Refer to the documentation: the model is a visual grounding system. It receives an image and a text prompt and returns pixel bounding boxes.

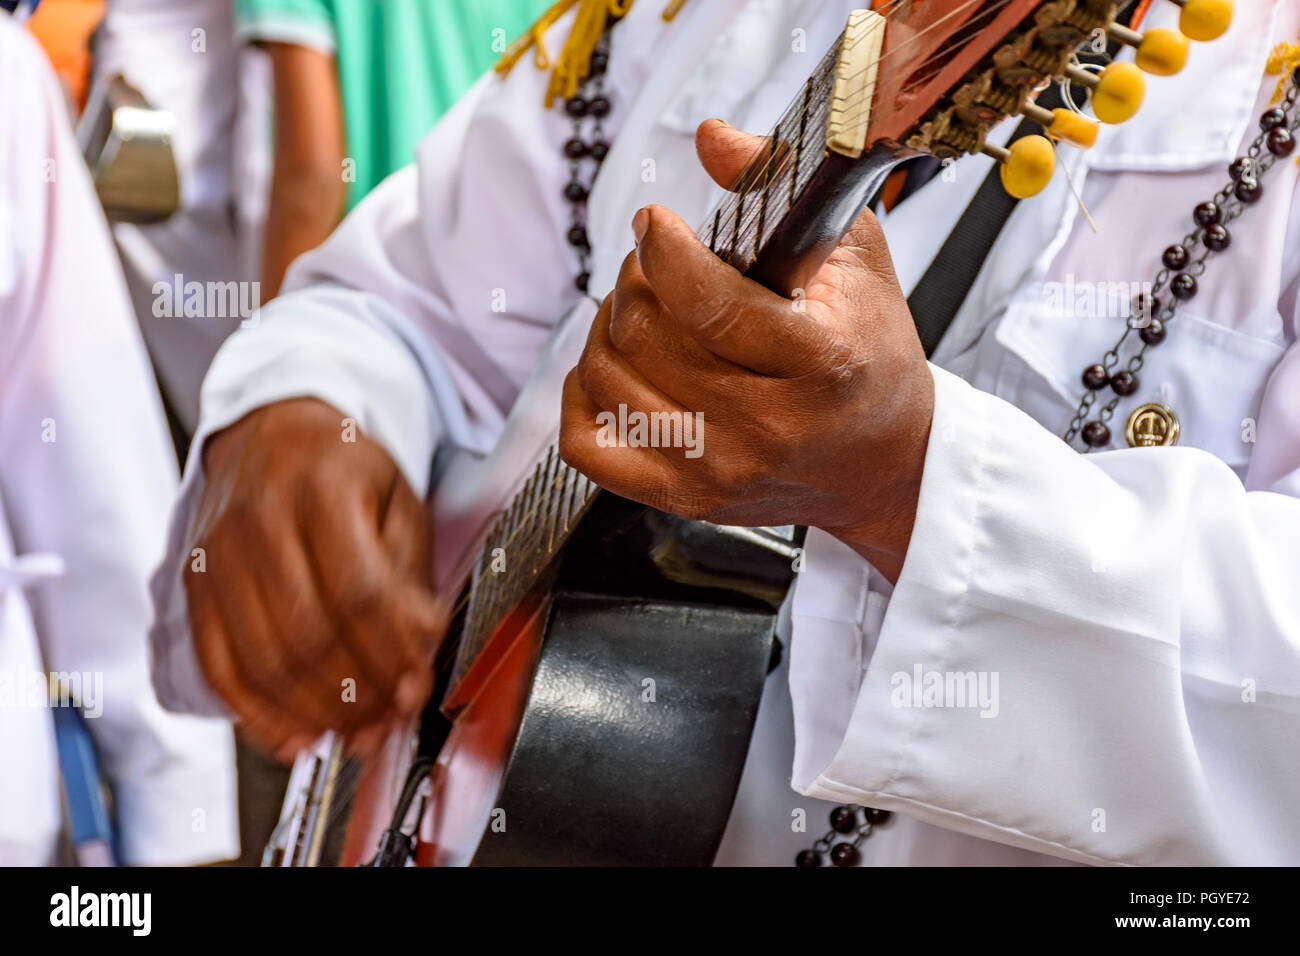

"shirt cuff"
[790,363,989,797]
[235,11,337,54]
[788,364,1137,863]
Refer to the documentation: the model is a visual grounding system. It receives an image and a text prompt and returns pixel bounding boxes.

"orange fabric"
[27,0,104,112]
[880,168,909,213]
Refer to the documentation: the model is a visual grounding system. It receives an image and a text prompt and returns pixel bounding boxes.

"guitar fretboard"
[698,35,842,270]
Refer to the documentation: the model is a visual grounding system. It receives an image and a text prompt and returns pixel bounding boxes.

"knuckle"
[609,295,658,356]
[286,619,335,669]
[575,347,621,402]
[694,295,741,342]
[193,636,238,699]
[558,424,596,476]
[336,577,385,622]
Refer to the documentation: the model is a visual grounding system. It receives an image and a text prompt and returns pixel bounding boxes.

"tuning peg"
[983,135,1056,199]
[1169,0,1234,42]
[1067,61,1146,124]
[1107,23,1191,75]
[1021,101,1099,149]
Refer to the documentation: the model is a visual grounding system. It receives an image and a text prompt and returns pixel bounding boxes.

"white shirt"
[0,17,238,865]
[152,0,1300,865]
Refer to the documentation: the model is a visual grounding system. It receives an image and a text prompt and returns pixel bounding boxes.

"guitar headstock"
[830,0,1235,198]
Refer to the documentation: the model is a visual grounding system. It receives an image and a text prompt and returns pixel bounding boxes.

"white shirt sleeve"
[790,337,1300,864]
[0,19,237,865]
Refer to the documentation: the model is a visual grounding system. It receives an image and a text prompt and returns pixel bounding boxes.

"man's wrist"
[823,362,934,583]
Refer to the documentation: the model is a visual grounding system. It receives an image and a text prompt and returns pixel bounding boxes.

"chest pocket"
[991,287,1285,471]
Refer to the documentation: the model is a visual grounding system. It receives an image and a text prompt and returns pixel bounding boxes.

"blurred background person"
[236,0,550,296]
[92,0,272,441]
[0,10,237,866]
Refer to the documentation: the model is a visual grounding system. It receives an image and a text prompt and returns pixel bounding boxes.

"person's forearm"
[259,41,348,298]
[260,166,347,297]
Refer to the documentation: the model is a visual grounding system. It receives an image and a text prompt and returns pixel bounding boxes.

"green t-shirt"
[237,0,549,207]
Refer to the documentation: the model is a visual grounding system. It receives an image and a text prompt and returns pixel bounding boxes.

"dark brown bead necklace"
[1066,69,1300,450]
[561,28,613,294]
[795,804,894,868]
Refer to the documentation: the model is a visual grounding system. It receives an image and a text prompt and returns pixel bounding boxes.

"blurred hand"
[559,120,934,582]
[185,398,443,761]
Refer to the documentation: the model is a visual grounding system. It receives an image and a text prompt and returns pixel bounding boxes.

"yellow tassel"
[1266,35,1300,103]
[496,0,686,106]
[661,0,688,20]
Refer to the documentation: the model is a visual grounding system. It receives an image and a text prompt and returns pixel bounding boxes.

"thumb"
[695,118,788,193]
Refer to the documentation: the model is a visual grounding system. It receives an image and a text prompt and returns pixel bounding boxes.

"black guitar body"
[470,591,777,866]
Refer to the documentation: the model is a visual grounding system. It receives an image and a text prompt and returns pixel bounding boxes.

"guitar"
[263,0,1233,867]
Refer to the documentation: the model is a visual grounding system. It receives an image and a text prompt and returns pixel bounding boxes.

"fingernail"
[632,207,649,246]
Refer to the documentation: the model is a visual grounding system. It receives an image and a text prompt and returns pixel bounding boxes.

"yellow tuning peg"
[1021,101,1100,149]
[1173,0,1234,42]
[1108,24,1191,75]
[1068,61,1146,124]
[984,135,1056,199]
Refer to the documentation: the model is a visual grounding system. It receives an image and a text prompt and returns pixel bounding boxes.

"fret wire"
[696,40,837,250]
[753,134,779,261]
[543,448,560,552]
[791,75,813,212]
[561,460,579,531]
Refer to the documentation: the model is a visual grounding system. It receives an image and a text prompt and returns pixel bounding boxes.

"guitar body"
[430,594,777,866]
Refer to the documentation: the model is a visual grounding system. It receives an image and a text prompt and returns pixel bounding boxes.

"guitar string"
[724,0,1004,208]
[834,0,1019,123]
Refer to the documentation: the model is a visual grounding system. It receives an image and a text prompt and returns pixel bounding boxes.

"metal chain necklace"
[1065,68,1300,451]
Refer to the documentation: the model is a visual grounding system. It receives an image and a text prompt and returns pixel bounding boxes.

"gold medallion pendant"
[1125,403,1180,448]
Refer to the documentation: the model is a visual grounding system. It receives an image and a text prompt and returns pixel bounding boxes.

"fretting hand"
[559,119,935,581]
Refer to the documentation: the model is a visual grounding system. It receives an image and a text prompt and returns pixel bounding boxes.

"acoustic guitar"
[262,0,1233,867]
